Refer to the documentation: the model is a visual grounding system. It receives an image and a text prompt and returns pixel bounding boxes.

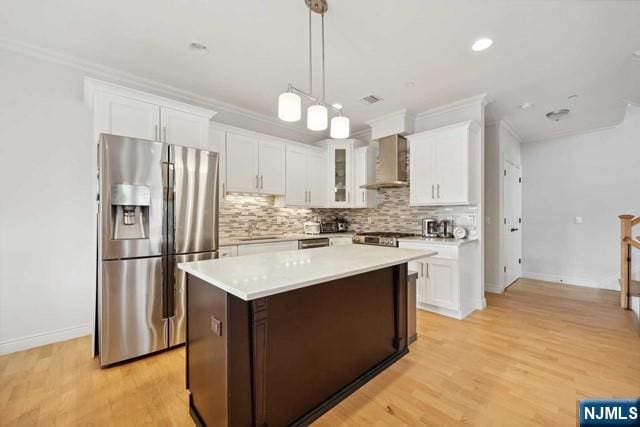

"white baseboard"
[0,324,90,356]
[521,272,620,291]
[484,282,504,294]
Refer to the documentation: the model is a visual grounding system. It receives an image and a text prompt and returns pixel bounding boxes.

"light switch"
[574,216,583,224]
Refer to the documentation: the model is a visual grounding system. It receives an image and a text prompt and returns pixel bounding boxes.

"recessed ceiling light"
[405,81,416,88]
[567,94,579,100]
[471,38,493,52]
[519,102,534,110]
[546,109,570,122]
[332,103,343,110]
[189,41,209,55]
[632,49,640,59]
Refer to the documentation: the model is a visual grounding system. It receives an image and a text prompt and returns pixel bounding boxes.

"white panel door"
[435,127,469,204]
[96,93,159,141]
[425,259,458,310]
[307,150,326,207]
[285,145,308,206]
[226,133,259,193]
[409,136,436,205]
[160,107,209,148]
[258,139,286,195]
[503,160,522,287]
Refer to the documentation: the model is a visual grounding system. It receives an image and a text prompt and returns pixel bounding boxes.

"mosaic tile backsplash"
[219,189,477,238]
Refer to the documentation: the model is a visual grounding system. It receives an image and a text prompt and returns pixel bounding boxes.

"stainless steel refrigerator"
[96,134,218,367]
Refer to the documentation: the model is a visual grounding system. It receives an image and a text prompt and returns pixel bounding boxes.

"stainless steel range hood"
[361,134,408,189]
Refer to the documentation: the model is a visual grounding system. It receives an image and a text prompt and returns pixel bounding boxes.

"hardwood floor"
[1,278,638,426]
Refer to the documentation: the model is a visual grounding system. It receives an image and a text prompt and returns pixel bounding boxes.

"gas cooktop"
[352,231,419,247]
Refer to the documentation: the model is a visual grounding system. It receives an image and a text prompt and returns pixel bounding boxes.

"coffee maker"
[421,218,438,237]
[437,219,454,238]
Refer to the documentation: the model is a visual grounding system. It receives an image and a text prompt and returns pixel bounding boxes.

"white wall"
[521,104,640,290]
[0,50,94,354]
[484,121,522,293]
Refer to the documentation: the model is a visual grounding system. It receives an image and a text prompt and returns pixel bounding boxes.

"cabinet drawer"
[398,242,459,259]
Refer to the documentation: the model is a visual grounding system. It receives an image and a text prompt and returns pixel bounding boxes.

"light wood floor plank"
[0,278,638,426]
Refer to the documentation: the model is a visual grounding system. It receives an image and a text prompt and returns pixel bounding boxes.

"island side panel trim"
[251,298,269,427]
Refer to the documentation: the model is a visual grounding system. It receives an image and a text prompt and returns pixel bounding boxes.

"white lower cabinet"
[400,241,481,319]
[329,237,353,246]
[219,246,238,258]
[236,240,298,256]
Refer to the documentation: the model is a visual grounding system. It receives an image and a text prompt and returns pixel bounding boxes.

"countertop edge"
[220,232,354,247]
[178,250,436,301]
[397,237,479,246]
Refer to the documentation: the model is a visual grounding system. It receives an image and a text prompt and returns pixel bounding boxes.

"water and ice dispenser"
[111,184,151,240]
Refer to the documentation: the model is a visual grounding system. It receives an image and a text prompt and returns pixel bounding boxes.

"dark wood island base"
[186,264,409,427]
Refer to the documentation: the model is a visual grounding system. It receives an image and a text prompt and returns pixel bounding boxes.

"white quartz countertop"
[397,236,478,246]
[220,232,354,247]
[178,245,435,301]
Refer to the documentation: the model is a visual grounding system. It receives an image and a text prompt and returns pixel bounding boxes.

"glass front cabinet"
[326,141,354,207]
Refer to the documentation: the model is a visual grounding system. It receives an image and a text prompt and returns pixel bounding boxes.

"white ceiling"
[2,0,639,142]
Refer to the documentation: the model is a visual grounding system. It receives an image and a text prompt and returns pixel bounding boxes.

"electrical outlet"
[486,216,491,225]
[367,216,373,224]
[574,216,582,224]
[276,216,282,225]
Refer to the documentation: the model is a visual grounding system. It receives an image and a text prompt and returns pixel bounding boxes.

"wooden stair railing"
[619,215,640,309]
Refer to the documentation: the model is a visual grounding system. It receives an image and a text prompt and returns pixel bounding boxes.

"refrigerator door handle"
[166,255,176,318]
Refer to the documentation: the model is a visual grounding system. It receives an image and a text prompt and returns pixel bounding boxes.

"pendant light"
[277,0,350,138]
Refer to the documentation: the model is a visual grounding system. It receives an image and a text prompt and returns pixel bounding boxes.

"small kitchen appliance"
[336,216,349,232]
[437,220,454,238]
[421,218,438,238]
[352,231,418,247]
[320,222,338,233]
[303,221,321,235]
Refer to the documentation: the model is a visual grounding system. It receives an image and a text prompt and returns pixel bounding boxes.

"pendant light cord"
[308,5,313,96]
[321,12,326,102]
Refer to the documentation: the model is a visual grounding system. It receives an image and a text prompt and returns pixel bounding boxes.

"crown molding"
[351,126,371,140]
[525,123,621,144]
[498,118,523,143]
[0,38,324,141]
[415,93,492,122]
[364,108,415,127]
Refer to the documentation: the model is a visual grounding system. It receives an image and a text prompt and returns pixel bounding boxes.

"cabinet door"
[409,135,437,206]
[160,107,209,148]
[408,259,429,304]
[226,132,259,193]
[328,144,353,207]
[210,129,226,200]
[425,258,459,310]
[307,150,326,207]
[258,139,286,195]
[353,147,367,208]
[96,93,160,141]
[285,145,309,206]
[434,127,469,204]
[329,237,353,246]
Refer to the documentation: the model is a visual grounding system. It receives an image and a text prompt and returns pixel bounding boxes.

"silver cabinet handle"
[154,125,159,141]
[222,183,225,196]
[432,184,435,199]
[304,190,308,203]
[362,191,365,203]
[420,262,424,278]
[260,175,264,189]
[425,263,429,278]
[437,184,440,199]
[162,126,167,142]
[256,175,259,189]
[308,190,311,203]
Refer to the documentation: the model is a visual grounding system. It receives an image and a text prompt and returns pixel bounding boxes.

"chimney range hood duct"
[361,134,408,189]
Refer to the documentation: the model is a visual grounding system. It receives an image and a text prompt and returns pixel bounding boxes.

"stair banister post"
[619,214,635,309]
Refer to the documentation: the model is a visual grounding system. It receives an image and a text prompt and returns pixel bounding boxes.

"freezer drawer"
[101,257,167,366]
[168,251,218,347]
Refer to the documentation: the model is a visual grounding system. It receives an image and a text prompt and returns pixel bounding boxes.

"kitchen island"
[178,245,434,427]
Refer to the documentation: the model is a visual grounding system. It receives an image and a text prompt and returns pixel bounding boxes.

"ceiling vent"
[546,109,570,122]
[360,94,384,105]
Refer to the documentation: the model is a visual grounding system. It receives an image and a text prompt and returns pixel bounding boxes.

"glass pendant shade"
[278,92,302,122]
[307,104,328,131]
[330,116,350,139]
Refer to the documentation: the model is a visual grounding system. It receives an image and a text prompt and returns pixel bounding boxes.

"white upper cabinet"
[86,78,215,147]
[257,139,286,195]
[226,132,259,193]
[326,141,354,208]
[160,106,209,148]
[353,146,378,208]
[408,121,478,206]
[280,145,326,207]
[209,129,226,199]
[95,93,160,141]
[225,132,286,195]
[307,150,326,207]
